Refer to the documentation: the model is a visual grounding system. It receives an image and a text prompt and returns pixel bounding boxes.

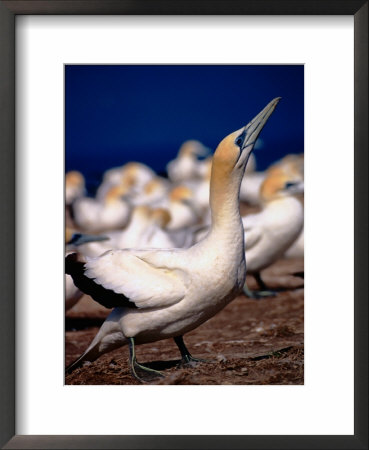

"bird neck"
[209,161,244,233]
[129,216,149,234]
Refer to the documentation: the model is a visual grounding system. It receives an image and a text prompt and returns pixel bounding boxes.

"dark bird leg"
[128,337,164,382]
[243,272,276,299]
[174,335,209,367]
[292,271,304,279]
[254,272,269,290]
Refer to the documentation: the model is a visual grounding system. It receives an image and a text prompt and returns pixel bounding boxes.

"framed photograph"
[0,1,367,449]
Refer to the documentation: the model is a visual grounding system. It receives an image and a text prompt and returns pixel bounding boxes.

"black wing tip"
[65,252,80,274]
[66,252,78,262]
[65,252,135,309]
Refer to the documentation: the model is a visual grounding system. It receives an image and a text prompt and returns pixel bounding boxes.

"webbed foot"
[243,283,277,299]
[177,354,212,368]
[174,335,212,368]
[129,337,164,383]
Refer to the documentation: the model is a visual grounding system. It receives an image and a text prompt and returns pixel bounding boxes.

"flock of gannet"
[65,97,304,382]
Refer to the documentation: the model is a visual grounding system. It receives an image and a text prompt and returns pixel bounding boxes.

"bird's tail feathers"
[66,316,129,375]
[65,343,100,374]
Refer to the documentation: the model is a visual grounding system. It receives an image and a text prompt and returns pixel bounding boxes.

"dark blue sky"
[65,65,304,192]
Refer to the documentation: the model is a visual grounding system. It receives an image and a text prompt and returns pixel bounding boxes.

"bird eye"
[235,137,243,148]
[235,129,246,149]
[285,181,296,189]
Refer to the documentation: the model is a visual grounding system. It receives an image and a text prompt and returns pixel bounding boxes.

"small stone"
[216,354,227,363]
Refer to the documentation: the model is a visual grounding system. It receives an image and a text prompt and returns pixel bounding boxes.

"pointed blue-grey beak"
[67,233,110,246]
[237,97,281,151]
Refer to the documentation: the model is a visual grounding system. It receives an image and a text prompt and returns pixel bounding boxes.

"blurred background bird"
[241,162,304,298]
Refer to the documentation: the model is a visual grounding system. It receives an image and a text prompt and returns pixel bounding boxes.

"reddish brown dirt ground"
[65,257,304,385]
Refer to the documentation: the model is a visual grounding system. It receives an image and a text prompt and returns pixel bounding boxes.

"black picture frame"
[0,1,367,449]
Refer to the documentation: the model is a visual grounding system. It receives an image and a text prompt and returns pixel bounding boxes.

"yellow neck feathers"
[169,186,193,202]
[150,208,172,228]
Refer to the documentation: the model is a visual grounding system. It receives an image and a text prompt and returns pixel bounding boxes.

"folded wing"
[84,249,188,309]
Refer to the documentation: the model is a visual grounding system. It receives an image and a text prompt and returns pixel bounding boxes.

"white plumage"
[72,185,131,233]
[167,140,210,182]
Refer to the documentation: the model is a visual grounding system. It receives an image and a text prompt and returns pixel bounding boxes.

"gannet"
[72,184,132,233]
[183,157,213,218]
[129,177,170,207]
[65,170,86,205]
[76,206,152,258]
[196,155,213,179]
[167,140,209,182]
[239,153,303,206]
[271,153,304,178]
[96,162,156,201]
[77,206,175,258]
[139,208,176,249]
[65,97,280,381]
[163,185,201,231]
[242,165,304,298]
